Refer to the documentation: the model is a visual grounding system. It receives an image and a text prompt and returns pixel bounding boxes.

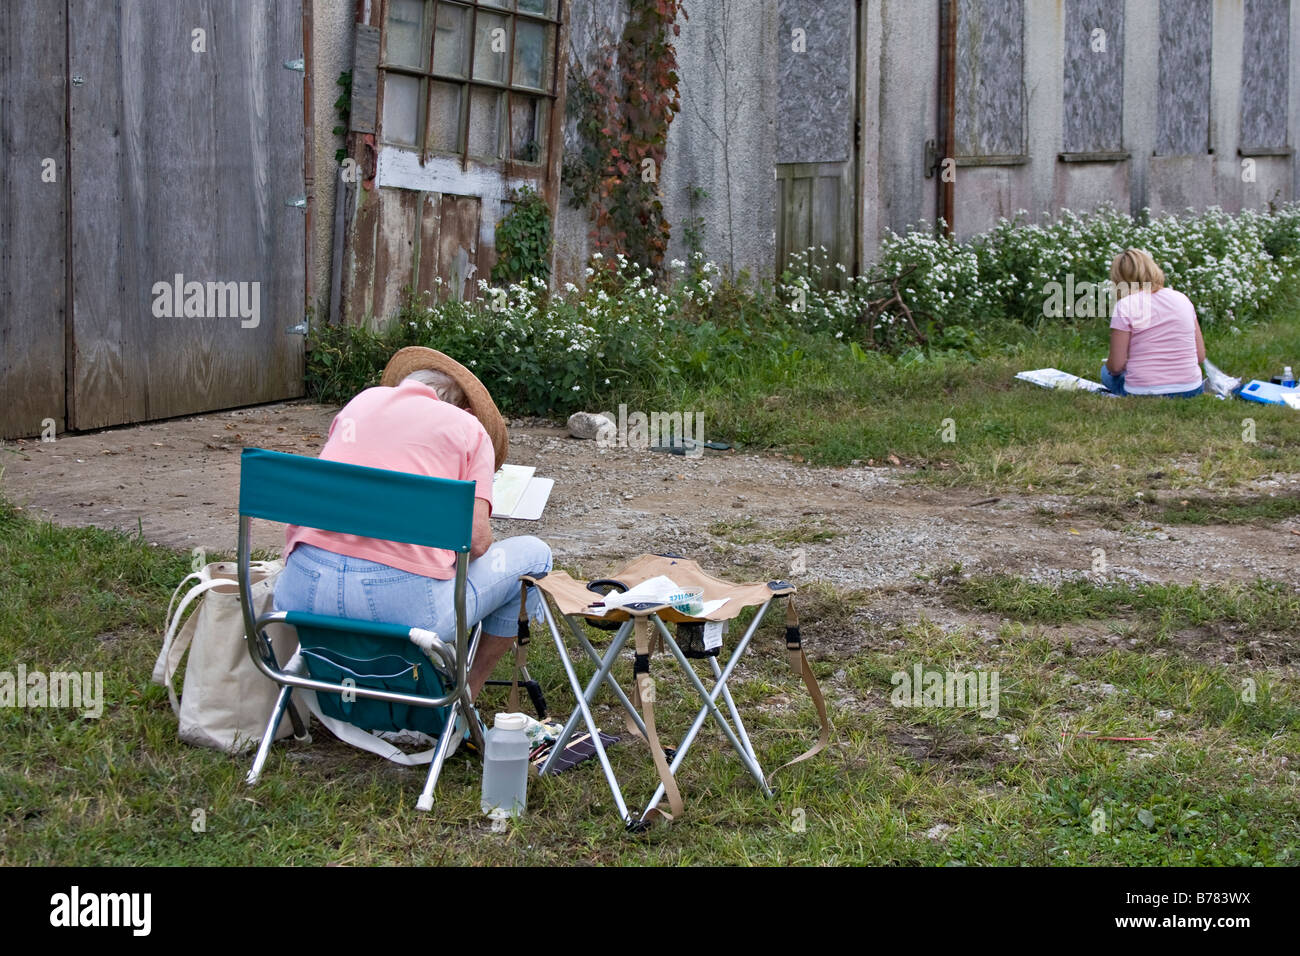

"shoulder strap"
[767,595,830,780]
[632,615,684,820]
[152,570,233,716]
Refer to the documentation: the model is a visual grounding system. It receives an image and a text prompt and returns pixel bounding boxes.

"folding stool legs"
[539,615,635,774]
[711,656,758,763]
[536,603,633,824]
[638,607,776,819]
[569,615,647,739]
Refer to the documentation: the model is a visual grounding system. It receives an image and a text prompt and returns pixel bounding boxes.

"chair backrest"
[239,447,475,551]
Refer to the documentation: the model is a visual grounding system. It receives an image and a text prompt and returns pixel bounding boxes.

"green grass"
[1,500,1295,865]
[1052,492,1300,527]
[627,296,1300,495]
[946,570,1300,636]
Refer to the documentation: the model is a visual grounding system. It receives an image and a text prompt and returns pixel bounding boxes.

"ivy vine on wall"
[562,0,686,276]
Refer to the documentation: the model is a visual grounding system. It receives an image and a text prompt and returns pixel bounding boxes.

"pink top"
[1110,288,1202,393]
[284,380,495,579]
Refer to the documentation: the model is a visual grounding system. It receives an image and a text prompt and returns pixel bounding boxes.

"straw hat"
[381,346,508,471]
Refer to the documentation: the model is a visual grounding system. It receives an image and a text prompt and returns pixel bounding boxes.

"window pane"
[473,12,511,84]
[479,0,511,8]
[386,0,426,69]
[383,73,421,146]
[510,94,547,162]
[518,0,555,16]
[433,3,470,78]
[427,82,464,152]
[468,86,504,158]
[513,20,551,90]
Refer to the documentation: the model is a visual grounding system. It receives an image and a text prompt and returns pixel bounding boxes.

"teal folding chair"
[237,447,485,811]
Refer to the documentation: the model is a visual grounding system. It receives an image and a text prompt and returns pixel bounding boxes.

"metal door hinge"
[286,317,309,336]
[71,75,85,86]
[285,196,307,209]
[924,138,939,178]
[283,58,305,72]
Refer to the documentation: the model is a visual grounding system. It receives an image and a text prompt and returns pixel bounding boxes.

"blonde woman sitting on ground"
[1101,248,1205,398]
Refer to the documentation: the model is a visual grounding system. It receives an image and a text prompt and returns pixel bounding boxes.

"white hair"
[404,369,466,408]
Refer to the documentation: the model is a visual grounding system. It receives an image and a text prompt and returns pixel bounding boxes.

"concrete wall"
[865,0,1298,251]
[552,0,628,284]
[553,0,779,281]
[315,0,1299,301]
[660,0,779,277]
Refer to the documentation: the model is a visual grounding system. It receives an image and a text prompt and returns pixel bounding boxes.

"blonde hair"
[1110,248,1165,297]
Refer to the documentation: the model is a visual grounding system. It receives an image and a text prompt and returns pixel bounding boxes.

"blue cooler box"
[1238,380,1299,405]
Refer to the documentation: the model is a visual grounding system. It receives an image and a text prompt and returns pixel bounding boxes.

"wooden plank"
[68,0,304,430]
[67,0,139,429]
[415,191,444,304]
[142,0,220,424]
[343,183,381,325]
[0,0,68,439]
[351,24,380,134]
[437,194,481,301]
[787,176,812,261]
[268,0,306,395]
[372,187,420,324]
[813,174,840,258]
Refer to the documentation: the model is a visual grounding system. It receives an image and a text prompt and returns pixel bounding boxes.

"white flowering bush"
[308,205,1300,412]
[781,203,1300,336]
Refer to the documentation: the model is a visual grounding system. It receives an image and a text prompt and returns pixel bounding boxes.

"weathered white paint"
[375,146,532,247]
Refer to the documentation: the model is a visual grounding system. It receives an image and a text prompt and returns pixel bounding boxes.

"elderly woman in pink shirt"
[274,348,552,701]
[1100,248,1205,398]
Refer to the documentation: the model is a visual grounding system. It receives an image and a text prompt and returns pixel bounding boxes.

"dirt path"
[2,400,1297,589]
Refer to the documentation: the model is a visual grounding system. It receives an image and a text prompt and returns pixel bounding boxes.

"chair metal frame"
[237,447,485,811]
[533,595,776,828]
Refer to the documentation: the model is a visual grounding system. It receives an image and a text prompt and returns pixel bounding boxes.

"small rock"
[1155,709,1174,721]
[925,823,954,841]
[566,411,615,440]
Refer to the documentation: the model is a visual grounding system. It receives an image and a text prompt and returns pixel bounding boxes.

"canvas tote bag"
[152,560,308,753]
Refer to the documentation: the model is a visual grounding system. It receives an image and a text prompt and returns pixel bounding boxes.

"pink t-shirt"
[284,380,495,579]
[1110,288,1202,393]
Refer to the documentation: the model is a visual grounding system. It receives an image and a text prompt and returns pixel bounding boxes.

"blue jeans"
[1100,364,1203,398]
[275,537,553,639]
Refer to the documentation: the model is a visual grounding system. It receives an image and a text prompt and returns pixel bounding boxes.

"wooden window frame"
[379,0,563,170]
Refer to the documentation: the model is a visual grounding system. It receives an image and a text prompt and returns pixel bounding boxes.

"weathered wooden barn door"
[0,2,70,440]
[65,0,305,431]
[775,0,857,285]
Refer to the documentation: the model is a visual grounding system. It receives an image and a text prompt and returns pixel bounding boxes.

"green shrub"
[491,186,552,287]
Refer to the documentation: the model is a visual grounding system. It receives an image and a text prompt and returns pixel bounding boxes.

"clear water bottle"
[481,712,530,817]
[1283,366,1296,388]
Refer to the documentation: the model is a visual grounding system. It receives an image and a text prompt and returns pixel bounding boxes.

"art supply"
[481,712,530,817]
[670,587,705,616]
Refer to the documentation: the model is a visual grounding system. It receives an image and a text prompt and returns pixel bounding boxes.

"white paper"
[599,575,679,608]
[492,464,536,516]
[1015,368,1112,394]
[703,620,725,649]
[510,476,553,520]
